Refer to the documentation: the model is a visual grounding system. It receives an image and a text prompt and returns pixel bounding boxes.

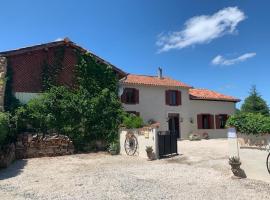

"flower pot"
[146,151,154,160]
[229,162,241,169]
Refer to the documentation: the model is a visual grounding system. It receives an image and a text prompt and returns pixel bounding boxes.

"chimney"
[158,67,163,79]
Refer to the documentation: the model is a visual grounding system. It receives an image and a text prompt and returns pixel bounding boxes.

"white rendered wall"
[121,83,237,139]
[15,92,40,104]
[189,100,236,138]
[121,84,191,139]
[119,128,159,159]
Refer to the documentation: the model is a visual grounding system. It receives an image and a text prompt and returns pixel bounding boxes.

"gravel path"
[0,140,270,200]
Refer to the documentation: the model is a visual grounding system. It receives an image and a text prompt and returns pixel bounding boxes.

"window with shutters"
[166,90,181,106]
[215,114,228,129]
[121,88,139,104]
[197,114,214,129]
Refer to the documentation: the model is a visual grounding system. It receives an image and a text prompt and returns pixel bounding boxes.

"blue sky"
[0,0,269,107]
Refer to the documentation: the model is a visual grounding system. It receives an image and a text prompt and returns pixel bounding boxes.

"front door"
[168,113,180,138]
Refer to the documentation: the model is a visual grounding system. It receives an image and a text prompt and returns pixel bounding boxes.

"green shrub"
[0,112,10,147]
[108,142,119,154]
[226,113,270,135]
[122,113,144,129]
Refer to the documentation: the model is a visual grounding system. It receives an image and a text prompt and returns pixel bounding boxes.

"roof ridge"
[0,38,126,76]
[122,73,192,88]
[129,73,186,81]
[129,74,158,77]
[0,38,70,55]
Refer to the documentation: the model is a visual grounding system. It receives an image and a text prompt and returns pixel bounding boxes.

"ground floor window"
[197,114,214,129]
[215,114,228,129]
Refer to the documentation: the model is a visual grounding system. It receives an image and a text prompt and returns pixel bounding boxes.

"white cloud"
[156,7,246,52]
[211,52,256,66]
[54,38,64,42]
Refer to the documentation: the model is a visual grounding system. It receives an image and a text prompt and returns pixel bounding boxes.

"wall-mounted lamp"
[190,117,194,124]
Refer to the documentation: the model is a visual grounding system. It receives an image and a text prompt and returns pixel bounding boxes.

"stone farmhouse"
[0,39,240,139]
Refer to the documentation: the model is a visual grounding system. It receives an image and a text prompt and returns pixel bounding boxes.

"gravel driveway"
[0,139,270,200]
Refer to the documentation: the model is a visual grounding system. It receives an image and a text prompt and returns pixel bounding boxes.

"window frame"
[216,114,228,129]
[122,88,139,104]
[166,90,181,106]
[197,114,214,129]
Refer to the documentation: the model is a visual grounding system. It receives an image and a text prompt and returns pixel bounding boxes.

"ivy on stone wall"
[42,47,65,90]
[4,61,21,112]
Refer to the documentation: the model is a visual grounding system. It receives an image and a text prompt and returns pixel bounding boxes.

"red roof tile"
[189,88,240,102]
[121,74,192,88]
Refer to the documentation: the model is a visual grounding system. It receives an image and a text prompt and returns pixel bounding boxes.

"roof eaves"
[0,39,126,77]
[189,95,240,102]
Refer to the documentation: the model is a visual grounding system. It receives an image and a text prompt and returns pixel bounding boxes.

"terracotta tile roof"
[189,88,240,102]
[120,74,192,88]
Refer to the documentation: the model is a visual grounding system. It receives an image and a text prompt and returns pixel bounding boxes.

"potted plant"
[228,156,247,178]
[108,142,119,155]
[229,156,241,169]
[145,146,154,160]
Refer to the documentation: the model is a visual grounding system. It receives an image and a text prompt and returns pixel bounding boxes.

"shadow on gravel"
[0,160,28,180]
[166,155,228,166]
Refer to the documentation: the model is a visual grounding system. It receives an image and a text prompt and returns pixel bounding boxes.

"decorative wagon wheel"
[266,143,270,174]
[267,153,270,175]
[124,132,138,156]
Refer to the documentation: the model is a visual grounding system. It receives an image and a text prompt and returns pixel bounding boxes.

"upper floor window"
[121,88,139,104]
[197,114,214,129]
[165,90,181,106]
[215,114,228,129]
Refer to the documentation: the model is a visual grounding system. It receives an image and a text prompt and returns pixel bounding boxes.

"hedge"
[226,113,270,135]
[0,112,10,147]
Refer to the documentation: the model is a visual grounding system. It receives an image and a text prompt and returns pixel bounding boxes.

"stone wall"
[15,133,74,159]
[0,57,7,111]
[119,123,159,159]
[0,143,16,168]
[238,133,270,150]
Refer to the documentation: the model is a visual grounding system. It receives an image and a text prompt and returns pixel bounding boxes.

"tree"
[241,85,269,116]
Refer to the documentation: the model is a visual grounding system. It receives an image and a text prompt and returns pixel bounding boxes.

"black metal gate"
[158,131,178,158]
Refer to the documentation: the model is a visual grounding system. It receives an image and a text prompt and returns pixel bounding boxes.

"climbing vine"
[4,61,21,112]
[14,52,123,150]
[41,46,65,90]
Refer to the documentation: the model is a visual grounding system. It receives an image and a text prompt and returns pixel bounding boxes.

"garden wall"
[0,143,15,168]
[238,133,270,150]
[119,124,159,159]
[15,133,74,159]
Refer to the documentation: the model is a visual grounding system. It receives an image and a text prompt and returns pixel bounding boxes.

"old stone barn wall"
[15,134,74,159]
